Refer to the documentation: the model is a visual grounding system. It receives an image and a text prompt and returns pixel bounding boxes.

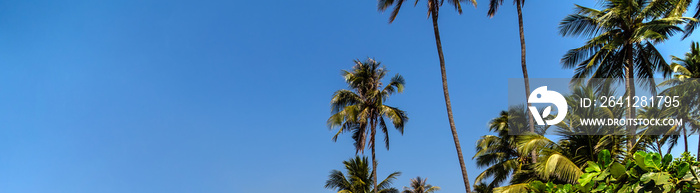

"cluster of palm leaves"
[325,156,442,193]
[325,156,402,193]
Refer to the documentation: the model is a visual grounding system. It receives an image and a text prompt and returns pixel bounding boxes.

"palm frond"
[377,172,402,190]
[559,11,600,37]
[493,183,528,193]
[534,152,583,183]
[380,105,408,134]
[486,0,504,17]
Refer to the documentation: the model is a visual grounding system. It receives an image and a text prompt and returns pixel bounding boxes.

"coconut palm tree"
[636,105,675,155]
[559,0,692,152]
[376,0,476,191]
[328,58,408,193]
[402,177,440,193]
[473,107,530,187]
[325,156,401,193]
[660,41,700,159]
[487,0,536,163]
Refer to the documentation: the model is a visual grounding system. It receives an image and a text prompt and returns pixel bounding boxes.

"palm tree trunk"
[697,135,700,161]
[430,5,471,193]
[515,0,536,164]
[683,125,689,153]
[625,45,636,154]
[370,117,378,193]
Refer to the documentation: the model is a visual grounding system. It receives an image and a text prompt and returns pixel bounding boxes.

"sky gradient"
[1,0,699,193]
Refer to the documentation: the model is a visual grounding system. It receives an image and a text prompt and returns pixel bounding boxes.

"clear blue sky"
[1,0,699,193]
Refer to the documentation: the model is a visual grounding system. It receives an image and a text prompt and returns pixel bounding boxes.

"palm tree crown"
[328,58,407,152]
[325,156,401,193]
[402,176,440,193]
[560,0,689,88]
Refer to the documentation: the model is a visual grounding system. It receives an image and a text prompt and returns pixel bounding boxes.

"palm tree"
[328,58,408,193]
[377,0,476,191]
[487,0,536,164]
[402,177,440,193]
[325,156,401,193]
[559,0,691,152]
[636,106,675,155]
[473,107,530,187]
[660,41,700,159]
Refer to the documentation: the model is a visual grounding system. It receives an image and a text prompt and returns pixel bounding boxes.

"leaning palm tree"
[328,58,408,193]
[487,0,536,163]
[325,156,401,193]
[377,0,476,191]
[559,0,692,152]
[402,177,440,193]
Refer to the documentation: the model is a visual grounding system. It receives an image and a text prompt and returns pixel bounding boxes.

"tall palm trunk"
[370,116,378,193]
[697,135,700,161]
[682,125,689,152]
[625,44,636,153]
[515,0,536,164]
[430,4,472,193]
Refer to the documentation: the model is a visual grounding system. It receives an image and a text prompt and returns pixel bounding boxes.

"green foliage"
[402,176,440,193]
[328,58,408,153]
[524,151,700,193]
[473,107,531,187]
[325,156,401,193]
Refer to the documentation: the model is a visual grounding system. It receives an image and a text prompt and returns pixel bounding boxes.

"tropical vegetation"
[523,150,700,192]
[324,0,700,193]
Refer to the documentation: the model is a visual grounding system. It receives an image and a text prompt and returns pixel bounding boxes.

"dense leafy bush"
[525,151,700,193]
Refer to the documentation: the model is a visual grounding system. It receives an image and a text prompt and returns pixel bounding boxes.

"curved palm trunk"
[515,0,536,164]
[430,5,472,193]
[370,117,378,193]
[625,44,636,154]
